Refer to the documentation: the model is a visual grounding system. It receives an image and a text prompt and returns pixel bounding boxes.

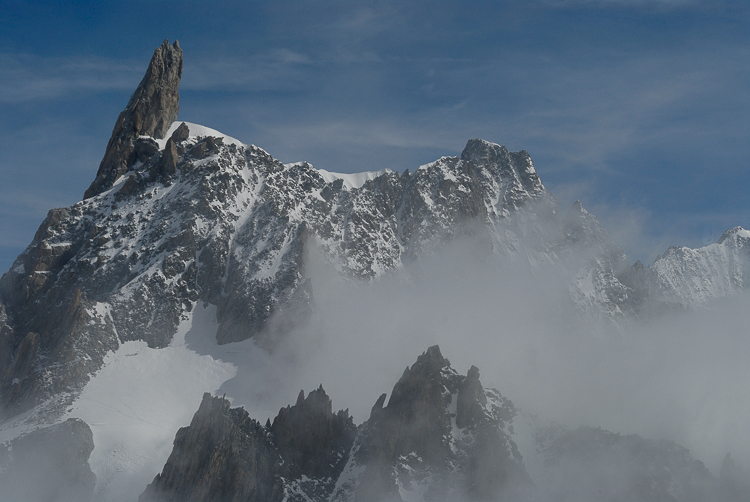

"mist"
[207,228,750,479]
[5,206,748,501]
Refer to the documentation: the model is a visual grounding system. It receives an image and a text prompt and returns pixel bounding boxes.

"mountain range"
[1,39,749,502]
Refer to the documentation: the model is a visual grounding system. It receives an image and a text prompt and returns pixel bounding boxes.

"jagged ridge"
[143,345,741,502]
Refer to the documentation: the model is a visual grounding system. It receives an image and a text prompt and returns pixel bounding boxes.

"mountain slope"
[650,226,750,306]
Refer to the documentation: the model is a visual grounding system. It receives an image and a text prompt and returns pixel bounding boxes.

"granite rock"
[84,39,182,199]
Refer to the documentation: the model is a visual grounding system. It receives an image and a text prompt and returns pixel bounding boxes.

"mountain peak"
[570,200,586,213]
[83,39,183,200]
[718,226,750,244]
[460,138,508,162]
[562,199,613,250]
[459,138,546,209]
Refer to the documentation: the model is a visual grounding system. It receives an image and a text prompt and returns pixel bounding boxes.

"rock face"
[142,347,531,502]
[0,116,605,415]
[83,39,182,199]
[0,418,96,502]
[142,345,739,502]
[562,201,639,319]
[650,226,750,306]
[141,388,356,502]
[140,394,284,502]
[270,386,356,486]
[333,345,532,502]
[0,121,564,413]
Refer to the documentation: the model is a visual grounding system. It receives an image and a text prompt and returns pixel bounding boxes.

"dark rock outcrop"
[170,122,190,143]
[139,345,748,502]
[160,138,179,179]
[84,39,182,199]
[0,418,96,502]
[190,136,221,159]
[460,139,546,212]
[141,394,283,502]
[141,388,356,502]
[0,331,40,405]
[0,303,13,378]
[456,365,487,429]
[339,345,532,502]
[368,345,459,464]
[270,385,356,481]
[134,136,160,163]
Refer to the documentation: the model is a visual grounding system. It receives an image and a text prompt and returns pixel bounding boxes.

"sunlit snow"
[62,304,238,501]
[315,167,393,189]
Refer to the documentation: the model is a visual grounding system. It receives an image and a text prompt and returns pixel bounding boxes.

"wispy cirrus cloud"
[0,53,143,103]
[181,48,316,92]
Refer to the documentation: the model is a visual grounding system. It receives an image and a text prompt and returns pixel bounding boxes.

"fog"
[213,232,750,478]
[3,212,750,501]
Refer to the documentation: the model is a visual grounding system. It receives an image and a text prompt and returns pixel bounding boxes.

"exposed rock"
[141,393,283,502]
[160,138,179,179]
[84,40,182,199]
[461,388,531,502]
[0,303,13,378]
[650,226,750,307]
[561,200,610,250]
[142,387,356,502]
[0,331,39,405]
[170,122,190,142]
[459,139,546,213]
[338,345,532,502]
[190,136,220,159]
[456,365,487,429]
[0,231,118,414]
[270,385,356,481]
[349,346,458,502]
[375,345,458,463]
[0,418,96,502]
[134,136,160,163]
[104,343,750,502]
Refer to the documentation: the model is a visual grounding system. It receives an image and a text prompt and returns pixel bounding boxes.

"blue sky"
[1,0,748,272]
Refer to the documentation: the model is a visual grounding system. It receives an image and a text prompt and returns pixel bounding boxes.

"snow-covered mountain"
[1,40,749,502]
[650,226,750,306]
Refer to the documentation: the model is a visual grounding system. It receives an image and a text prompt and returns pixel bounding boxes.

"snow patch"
[63,304,237,502]
[152,121,245,149]
[316,168,392,189]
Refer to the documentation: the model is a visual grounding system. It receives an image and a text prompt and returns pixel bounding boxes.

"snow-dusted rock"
[84,39,183,199]
[650,226,750,307]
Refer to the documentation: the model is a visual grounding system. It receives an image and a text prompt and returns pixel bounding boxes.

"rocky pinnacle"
[83,40,183,200]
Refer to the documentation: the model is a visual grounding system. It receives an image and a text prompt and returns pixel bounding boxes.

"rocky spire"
[83,40,183,199]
